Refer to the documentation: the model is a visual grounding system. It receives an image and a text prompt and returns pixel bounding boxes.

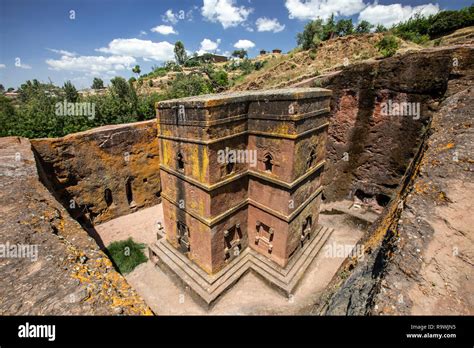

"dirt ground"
[94,202,368,315]
[94,205,163,248]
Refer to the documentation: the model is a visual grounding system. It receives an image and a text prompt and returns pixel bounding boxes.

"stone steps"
[149,224,334,305]
[251,226,332,294]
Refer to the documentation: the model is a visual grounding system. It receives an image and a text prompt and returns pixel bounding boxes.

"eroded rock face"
[318,46,474,316]
[372,87,474,315]
[316,46,474,203]
[0,137,152,315]
[31,120,161,225]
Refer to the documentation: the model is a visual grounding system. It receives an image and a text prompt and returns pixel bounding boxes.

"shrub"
[239,59,254,75]
[376,35,399,57]
[165,61,182,72]
[254,60,267,70]
[106,238,147,274]
[210,70,229,90]
[166,73,212,99]
[428,5,474,37]
[393,5,473,42]
[184,57,201,67]
[375,24,387,33]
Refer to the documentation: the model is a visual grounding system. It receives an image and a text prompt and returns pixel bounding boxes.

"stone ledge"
[148,225,333,306]
[157,88,332,109]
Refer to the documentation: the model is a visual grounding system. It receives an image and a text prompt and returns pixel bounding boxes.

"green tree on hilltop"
[63,81,78,102]
[174,41,187,65]
[356,20,374,34]
[132,65,141,78]
[91,77,104,89]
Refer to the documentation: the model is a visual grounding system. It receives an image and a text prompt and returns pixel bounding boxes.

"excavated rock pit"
[1,45,472,315]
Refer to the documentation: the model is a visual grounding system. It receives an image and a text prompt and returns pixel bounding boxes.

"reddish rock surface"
[0,137,151,315]
[318,47,473,203]
[316,45,474,315]
[31,120,161,225]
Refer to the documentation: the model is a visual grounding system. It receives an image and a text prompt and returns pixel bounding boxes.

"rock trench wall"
[312,45,474,315]
[31,120,161,226]
[313,46,474,203]
[0,137,152,315]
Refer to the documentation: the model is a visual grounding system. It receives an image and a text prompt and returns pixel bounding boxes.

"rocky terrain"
[0,29,472,315]
[231,33,419,92]
[310,45,474,315]
[0,137,152,315]
[31,120,161,226]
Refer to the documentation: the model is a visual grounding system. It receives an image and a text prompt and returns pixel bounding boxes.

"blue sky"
[0,0,471,89]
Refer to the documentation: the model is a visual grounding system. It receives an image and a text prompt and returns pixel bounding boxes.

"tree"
[355,20,374,34]
[428,5,474,37]
[63,81,78,102]
[232,49,247,59]
[0,84,4,93]
[91,77,104,89]
[322,14,337,40]
[174,41,187,65]
[375,24,387,33]
[297,18,324,50]
[110,77,132,100]
[132,65,141,77]
[335,19,354,36]
[91,78,104,90]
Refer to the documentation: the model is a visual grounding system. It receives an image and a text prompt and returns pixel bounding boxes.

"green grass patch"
[106,238,147,274]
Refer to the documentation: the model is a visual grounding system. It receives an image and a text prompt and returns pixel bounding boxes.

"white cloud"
[162,9,179,24]
[0,64,6,69]
[47,48,77,57]
[16,63,32,69]
[139,30,147,36]
[285,0,367,20]
[234,39,255,50]
[256,17,285,33]
[46,55,136,74]
[197,38,221,55]
[96,38,175,61]
[151,25,177,35]
[202,0,253,29]
[358,3,440,27]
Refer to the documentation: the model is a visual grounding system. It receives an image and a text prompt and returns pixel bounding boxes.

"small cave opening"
[104,188,113,207]
[354,189,373,202]
[125,177,134,206]
[376,193,391,207]
[353,189,391,211]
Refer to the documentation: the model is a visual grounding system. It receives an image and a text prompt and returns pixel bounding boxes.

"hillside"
[126,27,474,97]
[230,28,474,91]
